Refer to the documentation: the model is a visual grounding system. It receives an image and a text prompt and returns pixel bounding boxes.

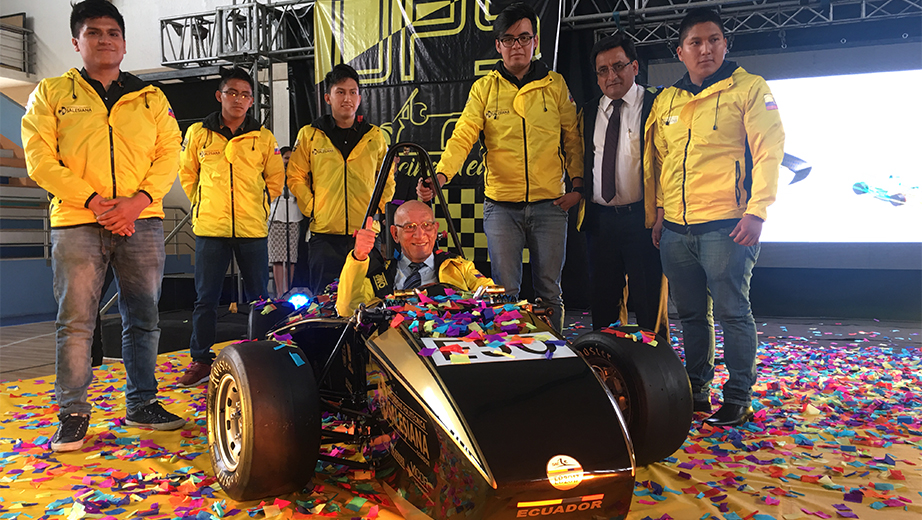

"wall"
[647,41,922,85]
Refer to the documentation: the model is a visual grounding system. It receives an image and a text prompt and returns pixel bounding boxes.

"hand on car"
[416,174,446,202]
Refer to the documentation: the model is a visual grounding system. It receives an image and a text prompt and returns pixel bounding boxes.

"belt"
[594,200,644,214]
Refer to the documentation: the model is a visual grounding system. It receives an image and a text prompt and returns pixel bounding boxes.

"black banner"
[314,0,561,197]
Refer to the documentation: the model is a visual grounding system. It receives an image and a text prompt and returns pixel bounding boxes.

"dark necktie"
[600,98,624,203]
[403,262,426,290]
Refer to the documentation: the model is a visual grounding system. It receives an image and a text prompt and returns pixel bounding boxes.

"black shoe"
[51,414,90,452]
[704,404,754,427]
[126,401,185,431]
[693,397,712,413]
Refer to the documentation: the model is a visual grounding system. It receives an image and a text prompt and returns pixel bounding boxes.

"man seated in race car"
[336,200,494,316]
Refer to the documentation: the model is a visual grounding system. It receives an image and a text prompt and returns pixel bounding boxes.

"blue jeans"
[659,225,760,407]
[482,200,568,331]
[190,236,269,363]
[51,220,165,416]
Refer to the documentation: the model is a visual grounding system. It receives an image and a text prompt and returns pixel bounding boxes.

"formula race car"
[206,144,693,519]
[852,181,911,206]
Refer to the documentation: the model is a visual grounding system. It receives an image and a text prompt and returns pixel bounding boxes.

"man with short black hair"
[649,8,784,426]
[418,2,582,331]
[288,64,395,296]
[337,201,494,316]
[177,66,285,387]
[22,0,184,451]
[579,34,668,337]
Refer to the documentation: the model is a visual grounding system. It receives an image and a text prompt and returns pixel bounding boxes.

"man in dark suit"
[578,34,668,337]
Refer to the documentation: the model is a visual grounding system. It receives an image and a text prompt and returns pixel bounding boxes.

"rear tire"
[207,340,320,500]
[572,328,692,466]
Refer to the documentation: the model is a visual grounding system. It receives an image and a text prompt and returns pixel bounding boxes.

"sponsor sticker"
[546,455,584,491]
[420,333,577,366]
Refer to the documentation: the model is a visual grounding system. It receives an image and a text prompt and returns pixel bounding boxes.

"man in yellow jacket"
[337,201,494,316]
[21,0,184,451]
[648,8,784,427]
[176,67,285,387]
[418,3,582,331]
[287,64,394,297]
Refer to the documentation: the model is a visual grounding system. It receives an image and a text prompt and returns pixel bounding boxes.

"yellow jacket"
[336,250,494,316]
[22,68,181,227]
[179,113,285,238]
[647,63,784,227]
[436,61,582,202]
[287,116,394,236]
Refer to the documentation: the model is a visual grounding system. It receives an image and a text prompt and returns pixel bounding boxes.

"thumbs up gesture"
[352,216,377,261]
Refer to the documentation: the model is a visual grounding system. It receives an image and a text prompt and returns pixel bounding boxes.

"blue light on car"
[288,294,310,309]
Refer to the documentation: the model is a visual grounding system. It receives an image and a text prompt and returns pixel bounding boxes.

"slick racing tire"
[207,340,320,501]
[572,328,692,466]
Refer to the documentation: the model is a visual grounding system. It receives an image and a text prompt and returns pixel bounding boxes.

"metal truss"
[159,0,314,129]
[161,0,314,68]
[562,0,922,46]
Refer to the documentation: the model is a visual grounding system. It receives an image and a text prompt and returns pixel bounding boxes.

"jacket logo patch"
[312,147,335,155]
[199,150,223,158]
[764,93,778,111]
[57,105,92,116]
[484,109,510,119]
[373,273,388,290]
[664,115,679,125]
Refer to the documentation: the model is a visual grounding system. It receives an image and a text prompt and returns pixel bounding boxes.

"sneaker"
[50,414,89,452]
[126,400,185,431]
[177,361,211,387]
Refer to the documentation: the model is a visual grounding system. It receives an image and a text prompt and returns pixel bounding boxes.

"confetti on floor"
[1,314,919,519]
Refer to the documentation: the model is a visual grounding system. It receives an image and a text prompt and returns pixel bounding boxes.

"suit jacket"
[578,85,659,230]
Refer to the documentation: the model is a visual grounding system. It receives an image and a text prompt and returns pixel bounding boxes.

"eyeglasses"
[222,89,253,101]
[596,61,633,77]
[497,34,534,48]
[394,221,437,233]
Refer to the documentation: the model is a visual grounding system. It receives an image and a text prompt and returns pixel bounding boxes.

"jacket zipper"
[681,129,691,226]
[521,119,530,202]
[195,185,201,218]
[342,147,350,233]
[109,125,116,198]
[229,163,236,238]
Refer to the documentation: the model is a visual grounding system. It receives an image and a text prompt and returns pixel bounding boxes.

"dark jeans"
[305,233,354,296]
[584,204,663,331]
[189,236,269,363]
[660,225,760,407]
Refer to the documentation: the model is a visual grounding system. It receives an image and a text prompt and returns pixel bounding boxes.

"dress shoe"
[704,404,753,427]
[693,397,712,413]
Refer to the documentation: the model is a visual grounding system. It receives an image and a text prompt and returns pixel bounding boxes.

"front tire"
[207,340,320,500]
[572,328,692,466]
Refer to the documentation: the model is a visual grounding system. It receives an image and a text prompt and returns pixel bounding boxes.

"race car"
[852,181,912,206]
[206,144,693,519]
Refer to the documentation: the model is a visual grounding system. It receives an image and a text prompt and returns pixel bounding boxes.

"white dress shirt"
[591,82,644,206]
[394,252,436,290]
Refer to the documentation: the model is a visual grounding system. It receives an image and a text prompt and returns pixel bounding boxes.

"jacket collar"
[78,68,147,95]
[673,60,738,95]
[495,59,550,89]
[202,111,261,135]
[311,114,372,139]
